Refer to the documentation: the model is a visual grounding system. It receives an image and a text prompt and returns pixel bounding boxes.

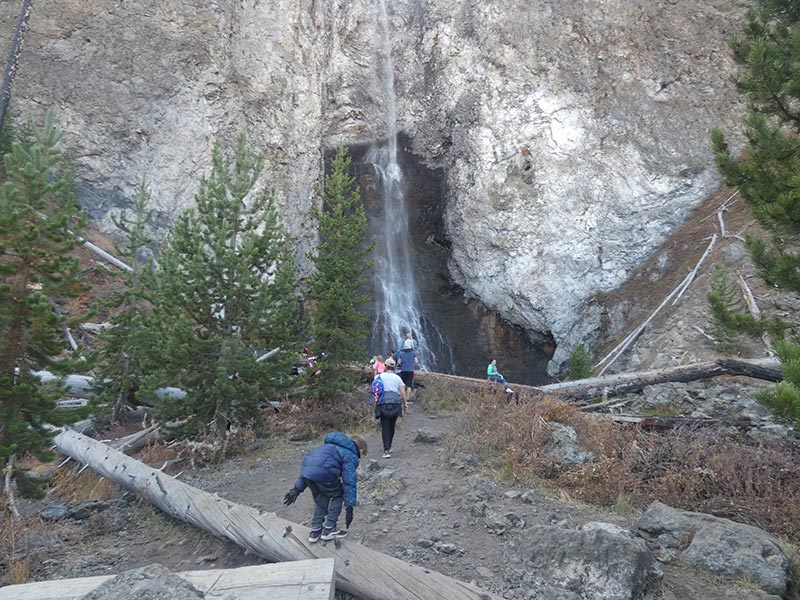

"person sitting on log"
[283,432,367,543]
[487,359,514,395]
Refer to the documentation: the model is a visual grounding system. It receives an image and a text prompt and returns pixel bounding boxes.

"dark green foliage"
[567,344,593,381]
[140,135,302,438]
[712,0,800,430]
[307,146,373,397]
[0,112,89,478]
[707,265,747,352]
[757,339,800,430]
[95,181,157,420]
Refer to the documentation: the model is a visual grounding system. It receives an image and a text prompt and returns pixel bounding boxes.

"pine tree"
[567,344,593,381]
[711,0,800,430]
[0,112,89,488]
[95,180,158,420]
[307,146,373,396]
[707,265,747,353]
[141,135,301,439]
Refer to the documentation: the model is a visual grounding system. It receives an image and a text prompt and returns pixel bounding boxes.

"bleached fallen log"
[538,357,782,402]
[416,356,782,404]
[52,429,501,600]
[595,235,717,375]
[56,398,90,409]
[594,274,688,374]
[4,454,20,518]
[80,322,113,333]
[33,371,102,397]
[79,238,133,273]
[737,274,773,355]
[0,561,336,600]
[671,234,716,306]
[110,424,162,454]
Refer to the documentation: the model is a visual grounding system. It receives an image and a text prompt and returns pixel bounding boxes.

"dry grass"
[0,513,31,585]
[285,391,373,439]
[49,468,119,502]
[417,380,464,413]
[460,388,800,544]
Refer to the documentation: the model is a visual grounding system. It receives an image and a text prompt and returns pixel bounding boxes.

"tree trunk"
[52,429,500,600]
[537,357,782,402]
[415,357,782,403]
[0,0,33,139]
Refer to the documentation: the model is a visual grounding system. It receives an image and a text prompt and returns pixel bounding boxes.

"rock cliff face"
[0,0,747,373]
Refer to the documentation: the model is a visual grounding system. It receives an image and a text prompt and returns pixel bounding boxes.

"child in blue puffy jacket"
[283,432,367,542]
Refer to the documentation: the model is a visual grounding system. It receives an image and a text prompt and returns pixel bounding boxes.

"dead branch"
[595,235,716,375]
[737,273,773,355]
[3,454,20,519]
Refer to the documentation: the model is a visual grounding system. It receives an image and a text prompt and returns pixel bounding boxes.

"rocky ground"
[4,399,794,599]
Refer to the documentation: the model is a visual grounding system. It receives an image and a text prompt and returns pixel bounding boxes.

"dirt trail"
[182,404,590,592]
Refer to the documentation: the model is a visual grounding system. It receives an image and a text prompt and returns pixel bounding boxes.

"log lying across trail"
[415,357,782,404]
[52,429,501,600]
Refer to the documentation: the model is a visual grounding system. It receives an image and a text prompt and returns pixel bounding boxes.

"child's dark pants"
[304,477,344,531]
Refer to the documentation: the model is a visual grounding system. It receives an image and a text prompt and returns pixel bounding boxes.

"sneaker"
[505,387,514,394]
[308,529,322,543]
[382,450,391,458]
[321,527,348,541]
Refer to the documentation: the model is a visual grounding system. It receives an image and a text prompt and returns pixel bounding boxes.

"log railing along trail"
[52,429,501,600]
[414,357,782,404]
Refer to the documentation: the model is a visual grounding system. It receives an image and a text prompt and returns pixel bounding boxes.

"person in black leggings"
[374,357,407,458]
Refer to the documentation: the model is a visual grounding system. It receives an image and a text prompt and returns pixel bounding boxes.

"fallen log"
[606,413,755,431]
[538,357,782,402]
[415,357,781,403]
[52,429,500,600]
[0,561,336,600]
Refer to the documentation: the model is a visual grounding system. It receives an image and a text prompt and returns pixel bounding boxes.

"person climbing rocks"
[374,357,407,458]
[487,359,514,394]
[283,432,367,543]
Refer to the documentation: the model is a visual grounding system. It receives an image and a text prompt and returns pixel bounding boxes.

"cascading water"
[366,0,454,372]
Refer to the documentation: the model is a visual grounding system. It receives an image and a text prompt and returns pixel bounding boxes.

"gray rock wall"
[0,0,748,371]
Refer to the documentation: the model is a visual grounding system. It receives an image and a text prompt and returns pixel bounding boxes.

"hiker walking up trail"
[373,357,407,459]
[282,432,367,543]
[397,342,419,402]
[487,359,514,394]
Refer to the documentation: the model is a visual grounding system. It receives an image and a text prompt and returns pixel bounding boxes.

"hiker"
[282,432,367,543]
[374,357,407,458]
[396,343,419,401]
[487,359,514,394]
[370,354,386,378]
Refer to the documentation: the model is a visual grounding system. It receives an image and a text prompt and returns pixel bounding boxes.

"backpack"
[370,376,385,405]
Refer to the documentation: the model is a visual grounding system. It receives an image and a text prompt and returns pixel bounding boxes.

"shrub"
[459,388,800,543]
[567,345,593,380]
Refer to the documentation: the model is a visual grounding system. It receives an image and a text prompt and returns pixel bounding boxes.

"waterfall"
[367,0,454,372]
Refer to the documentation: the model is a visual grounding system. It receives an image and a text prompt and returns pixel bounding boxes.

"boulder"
[544,423,595,465]
[414,428,444,444]
[505,523,660,600]
[635,501,791,597]
[80,563,204,600]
